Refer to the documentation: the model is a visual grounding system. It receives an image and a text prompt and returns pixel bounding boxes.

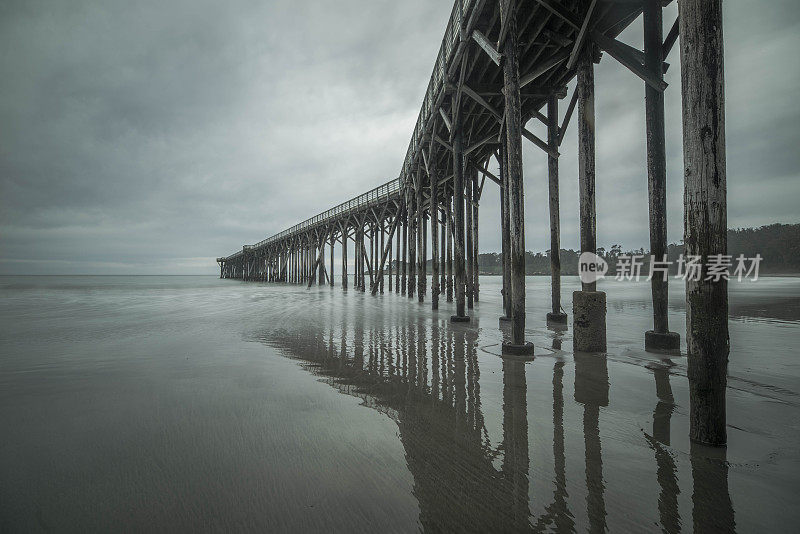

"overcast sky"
[1,0,798,275]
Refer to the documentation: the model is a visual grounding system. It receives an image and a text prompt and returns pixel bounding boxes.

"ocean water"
[1,275,799,532]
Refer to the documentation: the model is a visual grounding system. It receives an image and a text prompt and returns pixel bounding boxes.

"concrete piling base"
[546,312,568,325]
[502,341,535,359]
[645,330,680,353]
[573,291,607,352]
[451,315,470,323]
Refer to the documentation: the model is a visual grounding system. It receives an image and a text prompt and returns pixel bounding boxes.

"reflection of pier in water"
[256,320,735,532]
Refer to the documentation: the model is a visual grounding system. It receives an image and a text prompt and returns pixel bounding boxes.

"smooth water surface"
[1,275,799,532]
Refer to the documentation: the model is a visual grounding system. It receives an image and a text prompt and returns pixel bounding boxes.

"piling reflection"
[254,316,739,532]
[645,363,681,533]
[574,352,609,534]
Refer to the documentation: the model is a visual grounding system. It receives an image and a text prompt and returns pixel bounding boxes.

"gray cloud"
[1,0,798,274]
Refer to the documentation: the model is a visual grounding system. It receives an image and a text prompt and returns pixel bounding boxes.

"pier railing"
[221,177,402,261]
[401,0,473,185]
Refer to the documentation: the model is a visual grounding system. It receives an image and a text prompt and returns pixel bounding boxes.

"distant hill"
[475,223,800,276]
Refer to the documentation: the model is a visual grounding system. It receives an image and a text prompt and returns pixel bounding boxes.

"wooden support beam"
[566,0,598,71]
[472,29,502,66]
[439,108,452,133]
[591,30,668,92]
[520,49,570,88]
[470,159,501,186]
[558,84,579,146]
[663,15,679,57]
[434,134,453,152]
[542,28,573,47]
[532,0,580,30]
[370,212,401,295]
[547,95,565,321]
[502,4,530,350]
[522,127,559,158]
[464,132,498,157]
[461,84,502,121]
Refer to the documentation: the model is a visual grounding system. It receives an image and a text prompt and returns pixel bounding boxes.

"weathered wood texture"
[680,0,729,446]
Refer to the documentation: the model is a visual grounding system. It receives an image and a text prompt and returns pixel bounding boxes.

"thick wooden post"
[502,5,531,353]
[451,111,469,322]
[401,206,407,295]
[431,171,440,310]
[500,136,512,321]
[422,214,428,299]
[680,0,729,446]
[644,0,680,352]
[472,170,479,302]
[380,219,385,293]
[465,167,475,309]
[578,53,597,294]
[547,95,567,324]
[440,205,446,300]
[416,177,425,302]
[408,191,417,298]
[573,48,607,353]
[446,197,453,302]
[342,227,348,289]
[318,240,325,285]
[329,230,335,287]
[388,218,393,292]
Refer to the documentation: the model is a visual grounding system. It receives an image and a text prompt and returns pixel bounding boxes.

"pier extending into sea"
[217,0,729,447]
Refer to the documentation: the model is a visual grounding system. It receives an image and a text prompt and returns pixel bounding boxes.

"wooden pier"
[218,0,729,446]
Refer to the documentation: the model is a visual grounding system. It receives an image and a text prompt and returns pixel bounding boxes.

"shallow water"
[1,275,799,532]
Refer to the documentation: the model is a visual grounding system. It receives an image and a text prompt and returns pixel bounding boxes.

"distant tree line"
[473,223,800,275]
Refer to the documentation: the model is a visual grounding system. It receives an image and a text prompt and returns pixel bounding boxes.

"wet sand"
[1,275,799,531]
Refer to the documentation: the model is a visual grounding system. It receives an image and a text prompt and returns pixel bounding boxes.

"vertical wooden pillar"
[680,0,729,446]
[446,197,453,302]
[465,167,475,309]
[360,227,366,292]
[440,204,446,300]
[318,240,325,285]
[388,217,393,292]
[502,6,531,353]
[422,214,428,299]
[547,95,567,324]
[644,0,680,352]
[472,170,480,302]
[342,227,348,289]
[416,177,425,302]
[573,48,607,353]
[380,220,385,293]
[401,206,407,295]
[500,136,513,321]
[395,210,401,292]
[408,190,417,298]
[329,230,334,287]
[451,111,469,322]
[431,171,440,310]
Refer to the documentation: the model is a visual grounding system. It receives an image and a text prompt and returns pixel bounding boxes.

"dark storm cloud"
[0,0,798,274]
